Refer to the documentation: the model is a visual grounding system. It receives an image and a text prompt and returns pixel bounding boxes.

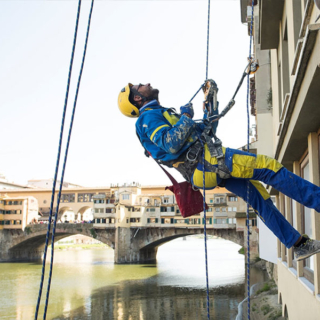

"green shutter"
[147,218,150,223]
[214,219,217,224]
[161,218,164,224]
[170,218,174,224]
[185,219,189,224]
[171,206,174,211]
[210,218,212,224]
[155,218,158,223]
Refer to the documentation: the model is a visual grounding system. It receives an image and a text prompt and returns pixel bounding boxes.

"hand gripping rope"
[34,1,94,319]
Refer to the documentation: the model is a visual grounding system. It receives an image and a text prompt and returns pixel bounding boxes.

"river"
[0,237,267,320]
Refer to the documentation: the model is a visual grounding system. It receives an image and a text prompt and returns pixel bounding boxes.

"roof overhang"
[260,0,284,50]
[275,24,320,168]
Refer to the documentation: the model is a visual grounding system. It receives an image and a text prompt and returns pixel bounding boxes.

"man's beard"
[148,88,159,103]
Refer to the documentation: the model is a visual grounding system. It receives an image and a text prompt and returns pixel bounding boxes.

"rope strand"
[42,1,95,319]
[246,2,255,319]
[34,1,82,318]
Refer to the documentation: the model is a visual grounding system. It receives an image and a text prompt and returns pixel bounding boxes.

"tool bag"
[158,163,208,218]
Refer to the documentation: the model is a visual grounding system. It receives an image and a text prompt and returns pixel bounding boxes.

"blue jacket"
[135,100,218,162]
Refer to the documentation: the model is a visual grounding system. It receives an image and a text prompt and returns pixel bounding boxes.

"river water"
[0,237,267,320]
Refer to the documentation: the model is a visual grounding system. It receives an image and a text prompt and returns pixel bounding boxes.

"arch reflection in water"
[0,236,267,319]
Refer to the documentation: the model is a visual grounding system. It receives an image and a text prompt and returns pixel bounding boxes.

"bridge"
[0,223,257,263]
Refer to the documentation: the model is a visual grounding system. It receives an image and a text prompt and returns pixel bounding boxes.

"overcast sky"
[1,0,254,187]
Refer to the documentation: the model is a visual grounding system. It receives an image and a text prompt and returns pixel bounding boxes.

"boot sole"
[296,248,320,261]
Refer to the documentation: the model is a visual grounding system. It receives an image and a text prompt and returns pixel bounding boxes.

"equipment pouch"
[159,164,208,218]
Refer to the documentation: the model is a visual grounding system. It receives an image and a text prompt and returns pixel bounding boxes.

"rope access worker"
[118,82,320,261]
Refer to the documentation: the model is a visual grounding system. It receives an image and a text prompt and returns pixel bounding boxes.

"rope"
[201,1,211,319]
[43,1,94,319]
[197,135,210,320]
[246,2,255,320]
[34,1,82,318]
[205,0,211,80]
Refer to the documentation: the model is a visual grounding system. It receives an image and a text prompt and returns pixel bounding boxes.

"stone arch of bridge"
[7,225,115,257]
[135,228,244,254]
[58,206,75,222]
[77,206,92,222]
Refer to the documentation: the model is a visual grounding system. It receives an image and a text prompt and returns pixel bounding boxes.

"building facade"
[241,0,320,318]
[0,182,257,237]
[0,195,38,230]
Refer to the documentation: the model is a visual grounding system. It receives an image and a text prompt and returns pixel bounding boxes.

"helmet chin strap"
[131,89,153,108]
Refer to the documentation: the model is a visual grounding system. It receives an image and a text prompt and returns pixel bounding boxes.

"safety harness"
[139,59,259,185]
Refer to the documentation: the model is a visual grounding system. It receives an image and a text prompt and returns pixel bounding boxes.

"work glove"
[180,102,194,119]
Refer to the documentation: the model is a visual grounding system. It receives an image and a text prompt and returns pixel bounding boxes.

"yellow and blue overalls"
[136,100,320,248]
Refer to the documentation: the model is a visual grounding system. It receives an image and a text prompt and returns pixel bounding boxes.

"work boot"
[294,237,320,261]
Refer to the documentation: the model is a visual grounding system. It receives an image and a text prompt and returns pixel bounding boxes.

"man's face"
[132,83,159,102]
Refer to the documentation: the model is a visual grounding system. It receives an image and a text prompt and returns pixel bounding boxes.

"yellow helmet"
[118,83,140,118]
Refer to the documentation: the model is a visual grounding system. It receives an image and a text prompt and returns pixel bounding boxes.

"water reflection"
[0,237,267,320]
[58,278,245,320]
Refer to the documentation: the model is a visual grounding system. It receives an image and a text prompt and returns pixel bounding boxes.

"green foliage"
[90,228,97,239]
[254,255,261,262]
[238,247,245,255]
[261,304,272,315]
[256,283,271,295]
[268,310,282,320]
[24,227,32,235]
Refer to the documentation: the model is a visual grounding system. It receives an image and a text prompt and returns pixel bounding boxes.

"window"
[228,196,238,202]
[301,157,314,275]
[147,218,158,223]
[233,207,237,211]
[93,199,105,204]
[163,198,169,204]
[122,194,129,200]
[221,207,227,212]
[78,193,94,202]
[61,194,75,203]
[215,208,220,212]
[130,218,141,223]
[106,208,114,213]
[147,208,156,212]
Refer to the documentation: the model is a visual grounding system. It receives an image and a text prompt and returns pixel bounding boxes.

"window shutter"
[170,218,174,224]
[155,218,158,223]
[147,218,150,223]
[185,219,189,224]
[161,218,164,224]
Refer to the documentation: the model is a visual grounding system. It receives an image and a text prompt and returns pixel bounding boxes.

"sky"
[0,0,254,188]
